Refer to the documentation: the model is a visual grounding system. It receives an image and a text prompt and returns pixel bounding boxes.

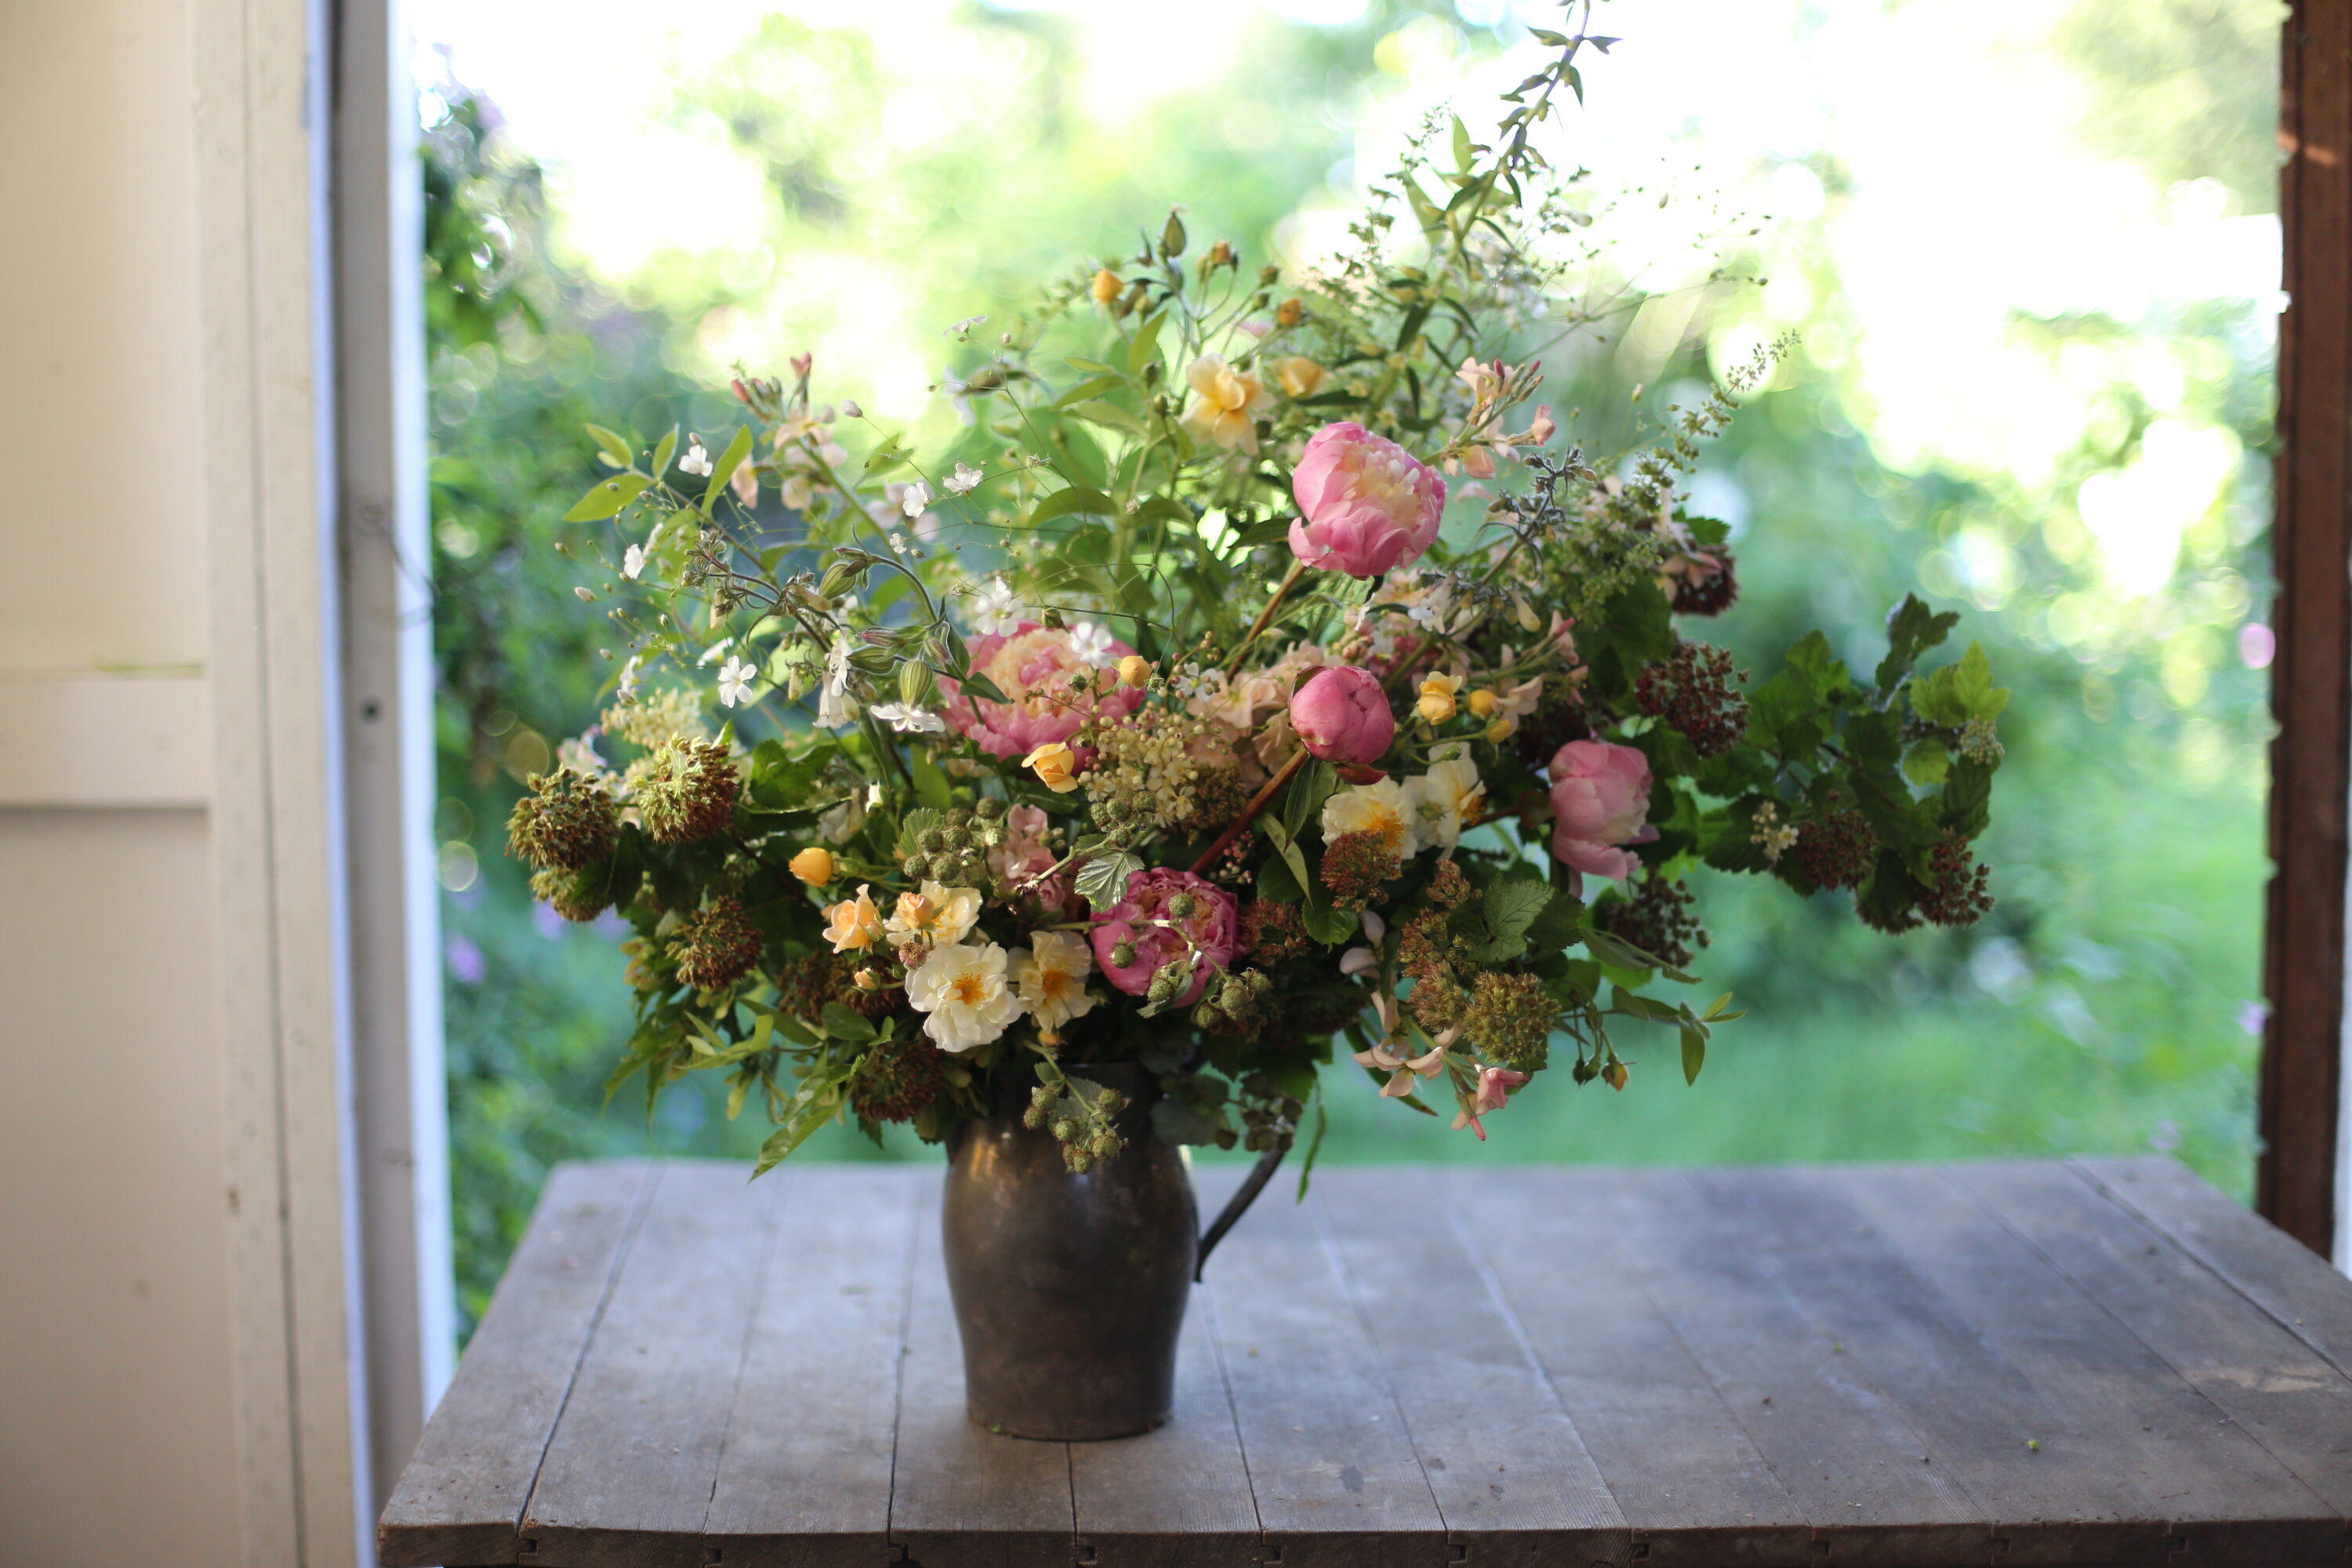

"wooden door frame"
[2263,0,2352,1263]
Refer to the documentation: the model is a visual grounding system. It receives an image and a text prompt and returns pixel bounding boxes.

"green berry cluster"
[637,739,739,844]
[506,768,619,872]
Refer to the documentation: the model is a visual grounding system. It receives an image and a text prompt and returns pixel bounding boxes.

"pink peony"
[1090,868,1241,1007]
[1287,422,1447,579]
[938,620,1144,759]
[1548,739,1658,881]
[1287,666,1396,765]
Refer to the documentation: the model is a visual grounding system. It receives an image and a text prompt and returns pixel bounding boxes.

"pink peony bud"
[1287,422,1446,579]
[1287,665,1396,765]
[1091,869,1241,1007]
[1548,739,1659,882]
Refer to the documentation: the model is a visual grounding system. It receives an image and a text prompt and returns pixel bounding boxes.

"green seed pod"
[1168,891,1197,919]
[974,797,1006,822]
[1110,941,1138,969]
[818,561,865,600]
[920,828,949,854]
[898,660,936,707]
[943,807,972,829]
[1161,209,1187,259]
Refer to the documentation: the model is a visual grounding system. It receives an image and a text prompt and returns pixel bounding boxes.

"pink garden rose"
[938,620,1144,759]
[1287,422,1447,579]
[1090,868,1241,1007]
[1287,665,1396,765]
[1548,739,1658,881]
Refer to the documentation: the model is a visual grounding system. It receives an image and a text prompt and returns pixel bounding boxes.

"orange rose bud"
[1116,654,1152,688]
[789,846,835,885]
[1090,268,1122,305]
[1276,297,1306,328]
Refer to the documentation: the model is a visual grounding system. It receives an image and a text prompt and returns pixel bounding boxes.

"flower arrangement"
[509,27,2008,1178]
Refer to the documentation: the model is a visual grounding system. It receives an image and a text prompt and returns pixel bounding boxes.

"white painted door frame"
[195,0,450,1559]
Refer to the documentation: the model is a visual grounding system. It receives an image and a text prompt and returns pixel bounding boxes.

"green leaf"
[1940,757,1994,837]
[1302,902,1359,946]
[699,425,754,515]
[1902,738,1952,786]
[1029,485,1118,526]
[1784,630,1850,699]
[1258,817,1316,911]
[1911,641,2009,727]
[1481,877,1553,949]
[1067,400,1149,438]
[1295,1087,1329,1200]
[1875,593,1962,693]
[908,749,953,810]
[1257,851,1305,905]
[1127,310,1168,376]
[585,423,635,468]
[861,434,909,475]
[820,1003,877,1043]
[1450,113,1474,173]
[563,472,650,522]
[1054,373,1129,409]
[1681,1025,1707,1085]
[1075,850,1143,909]
[650,426,678,481]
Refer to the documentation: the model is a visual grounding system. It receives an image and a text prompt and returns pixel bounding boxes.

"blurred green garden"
[418,0,2282,1326]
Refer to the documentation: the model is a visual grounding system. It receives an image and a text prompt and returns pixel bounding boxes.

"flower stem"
[1189,747,1309,877]
[1223,561,1306,676]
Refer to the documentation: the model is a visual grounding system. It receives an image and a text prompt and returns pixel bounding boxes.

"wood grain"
[380,1159,2352,1567]
[376,1161,655,1567]
[2263,0,2352,1258]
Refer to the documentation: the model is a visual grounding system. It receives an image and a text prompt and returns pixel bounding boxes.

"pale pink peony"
[938,620,1144,759]
[1090,868,1241,1007]
[1288,665,1396,765]
[1287,422,1447,579]
[1548,739,1658,881]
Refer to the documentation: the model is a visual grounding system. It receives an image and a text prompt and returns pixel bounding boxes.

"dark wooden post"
[2262,0,2352,1257]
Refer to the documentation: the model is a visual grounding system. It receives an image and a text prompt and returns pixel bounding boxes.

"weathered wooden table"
[380,1158,2352,1567]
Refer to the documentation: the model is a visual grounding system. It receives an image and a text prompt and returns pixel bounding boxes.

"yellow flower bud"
[853,967,882,991]
[1090,268,1122,305]
[1276,297,1306,328]
[1024,740,1082,794]
[1467,688,1499,718]
[1485,716,1518,745]
[1274,356,1329,399]
[1416,673,1463,725]
[1116,654,1152,688]
[789,845,835,886]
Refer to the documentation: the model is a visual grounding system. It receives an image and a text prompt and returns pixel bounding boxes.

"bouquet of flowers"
[506,29,2007,1179]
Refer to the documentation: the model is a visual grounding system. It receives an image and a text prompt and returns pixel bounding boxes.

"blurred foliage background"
[417,0,2283,1329]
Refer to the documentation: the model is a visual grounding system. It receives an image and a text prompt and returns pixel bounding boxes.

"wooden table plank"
[1609,1168,1991,1567]
[1672,1164,2183,1564]
[884,1170,1076,1568]
[378,1161,655,1568]
[1200,1167,1451,1566]
[2075,1156,2352,1380]
[521,1162,788,1567]
[1951,1160,2352,1538]
[1817,1164,2331,1565]
[702,1163,925,1568]
[1456,1169,1814,1567]
[1316,1169,1631,1567]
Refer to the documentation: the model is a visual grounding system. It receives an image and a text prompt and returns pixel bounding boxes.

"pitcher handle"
[1194,1142,1288,1280]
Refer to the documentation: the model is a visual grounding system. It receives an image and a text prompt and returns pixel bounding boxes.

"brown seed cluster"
[847,1032,947,1123]
[1462,972,1556,1071]
[1635,642,1749,759]
[636,738,739,844]
[669,897,763,990]
[506,767,619,871]
[1793,807,1877,891]
[1595,872,1711,971]
[1671,547,1740,616]
[1320,829,1402,911]
[1918,833,1994,927]
[1240,899,1312,962]
[772,948,897,1022]
[532,864,617,924]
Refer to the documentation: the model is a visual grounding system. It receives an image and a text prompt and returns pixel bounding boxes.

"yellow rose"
[789,845,835,886]
[1116,654,1152,688]
[1180,354,1275,455]
[1416,673,1464,725]
[822,884,885,953]
[1275,356,1328,399]
[1024,740,1082,793]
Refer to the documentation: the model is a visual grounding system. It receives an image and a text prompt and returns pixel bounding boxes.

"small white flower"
[945,462,983,496]
[698,637,735,666]
[865,782,885,808]
[616,655,641,702]
[872,701,946,733]
[901,480,933,517]
[557,730,608,776]
[949,314,988,340]
[841,399,863,419]
[717,655,757,709]
[680,439,713,477]
[817,633,855,728]
[1069,619,1116,668]
[890,532,910,555]
[972,577,1022,637]
[622,543,647,580]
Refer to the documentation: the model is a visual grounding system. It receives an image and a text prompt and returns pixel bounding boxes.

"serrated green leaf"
[1075,851,1143,909]
[1876,593,1962,693]
[1302,902,1359,946]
